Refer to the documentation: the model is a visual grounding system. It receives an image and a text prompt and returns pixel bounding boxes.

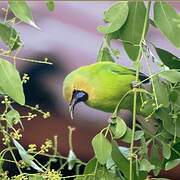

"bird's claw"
[131,81,140,88]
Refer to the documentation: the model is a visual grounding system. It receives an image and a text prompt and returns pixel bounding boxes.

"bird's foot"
[131,81,140,88]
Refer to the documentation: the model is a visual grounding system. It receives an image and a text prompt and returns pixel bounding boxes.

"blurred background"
[0,1,180,179]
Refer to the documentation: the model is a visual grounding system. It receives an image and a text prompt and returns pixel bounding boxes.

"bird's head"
[63,67,93,119]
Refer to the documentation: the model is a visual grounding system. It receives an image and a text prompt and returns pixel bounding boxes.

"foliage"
[94,1,180,180]
[0,1,179,180]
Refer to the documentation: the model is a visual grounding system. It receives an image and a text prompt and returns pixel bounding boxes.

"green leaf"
[29,175,45,180]
[111,142,147,180]
[8,0,40,29]
[0,23,22,51]
[97,2,129,34]
[140,98,154,117]
[160,129,173,140]
[46,0,55,11]
[110,117,127,139]
[153,178,171,180]
[165,158,180,170]
[0,87,4,95]
[170,142,180,160]
[0,155,4,173]
[159,70,180,83]
[156,108,180,138]
[153,76,169,107]
[112,143,147,180]
[152,178,171,180]
[111,141,130,179]
[154,2,180,48]
[170,86,180,107]
[97,34,118,62]
[75,167,119,180]
[97,47,114,62]
[134,130,144,141]
[6,109,20,127]
[94,167,120,180]
[84,158,98,174]
[106,158,115,171]
[118,146,129,159]
[155,48,180,69]
[92,133,112,165]
[139,159,155,172]
[123,43,140,61]
[0,59,25,105]
[120,127,133,143]
[121,127,144,143]
[170,90,178,103]
[119,2,147,61]
[140,136,148,156]
[13,139,43,172]
[162,143,171,159]
[67,150,77,170]
[150,145,161,176]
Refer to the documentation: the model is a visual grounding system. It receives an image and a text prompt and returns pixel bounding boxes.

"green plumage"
[63,62,147,113]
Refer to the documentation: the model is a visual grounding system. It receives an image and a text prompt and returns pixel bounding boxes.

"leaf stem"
[0,51,52,65]
[3,6,9,23]
[145,57,159,108]
[68,126,76,150]
[129,1,151,180]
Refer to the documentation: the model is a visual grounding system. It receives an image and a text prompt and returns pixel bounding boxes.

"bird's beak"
[68,90,88,119]
[69,98,76,120]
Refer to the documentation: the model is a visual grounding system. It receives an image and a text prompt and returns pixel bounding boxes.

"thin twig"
[129,1,151,180]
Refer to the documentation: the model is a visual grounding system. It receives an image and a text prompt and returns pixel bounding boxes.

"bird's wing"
[110,65,149,84]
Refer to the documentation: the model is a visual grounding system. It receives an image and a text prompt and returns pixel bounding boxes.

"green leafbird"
[63,62,149,119]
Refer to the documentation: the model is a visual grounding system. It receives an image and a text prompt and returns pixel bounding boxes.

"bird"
[63,62,149,119]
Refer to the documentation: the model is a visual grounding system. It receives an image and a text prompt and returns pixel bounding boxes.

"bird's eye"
[72,90,88,103]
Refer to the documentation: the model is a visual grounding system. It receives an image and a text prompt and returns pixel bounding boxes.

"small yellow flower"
[43,169,62,180]
[10,129,22,140]
[28,144,37,153]
[2,134,10,145]
[1,96,11,105]
[40,139,53,153]
[27,112,37,121]
[11,174,28,180]
[0,171,9,180]
[22,74,30,84]
[18,160,27,169]
[43,112,50,119]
